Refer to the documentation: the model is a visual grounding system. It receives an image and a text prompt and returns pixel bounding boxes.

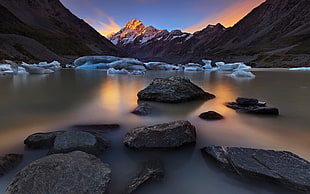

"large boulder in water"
[6,151,111,194]
[137,76,215,103]
[202,146,310,193]
[123,120,196,149]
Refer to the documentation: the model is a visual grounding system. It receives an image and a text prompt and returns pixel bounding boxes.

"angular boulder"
[24,131,64,149]
[202,146,310,193]
[127,158,165,194]
[199,111,224,120]
[6,151,111,194]
[137,76,215,103]
[123,120,196,149]
[0,154,23,176]
[226,97,279,115]
[131,103,154,116]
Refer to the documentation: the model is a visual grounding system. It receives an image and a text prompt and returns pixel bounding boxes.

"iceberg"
[130,70,145,76]
[202,60,212,70]
[231,69,255,78]
[289,67,310,71]
[74,56,121,66]
[184,63,203,71]
[107,68,129,74]
[215,62,251,71]
[144,62,178,70]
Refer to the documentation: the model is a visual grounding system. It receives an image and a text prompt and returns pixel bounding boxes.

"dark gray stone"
[199,111,224,120]
[123,120,196,149]
[0,154,23,176]
[202,146,310,193]
[24,131,109,156]
[24,131,64,149]
[127,159,165,194]
[131,103,154,116]
[70,124,120,131]
[6,151,111,194]
[137,76,215,103]
[236,97,259,106]
[48,131,109,156]
[226,102,279,115]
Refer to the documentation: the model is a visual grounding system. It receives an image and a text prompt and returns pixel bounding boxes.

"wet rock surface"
[226,97,279,115]
[131,103,154,116]
[127,158,165,194]
[123,120,196,149]
[137,76,215,103]
[199,111,224,120]
[24,130,109,156]
[202,146,310,193]
[6,151,111,194]
[0,154,23,176]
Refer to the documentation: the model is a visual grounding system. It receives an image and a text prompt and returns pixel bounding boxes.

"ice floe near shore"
[289,67,310,71]
[0,60,61,75]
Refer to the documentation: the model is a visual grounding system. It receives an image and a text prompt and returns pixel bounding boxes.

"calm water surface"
[0,69,309,194]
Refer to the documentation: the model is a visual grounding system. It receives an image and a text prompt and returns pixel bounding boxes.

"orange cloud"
[98,17,121,36]
[184,0,265,33]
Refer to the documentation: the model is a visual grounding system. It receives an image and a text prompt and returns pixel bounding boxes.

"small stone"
[236,97,259,106]
[199,111,224,120]
[131,103,154,116]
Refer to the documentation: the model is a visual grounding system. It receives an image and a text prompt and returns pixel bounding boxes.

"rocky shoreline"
[3,76,310,194]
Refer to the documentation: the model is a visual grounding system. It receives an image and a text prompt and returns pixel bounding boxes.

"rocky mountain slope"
[0,0,126,63]
[110,0,309,67]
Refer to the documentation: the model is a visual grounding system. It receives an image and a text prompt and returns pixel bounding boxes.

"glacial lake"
[0,69,309,194]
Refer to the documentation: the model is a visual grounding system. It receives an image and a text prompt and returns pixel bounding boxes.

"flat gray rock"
[123,120,196,149]
[202,146,310,193]
[131,103,154,116]
[137,76,215,103]
[6,151,111,194]
[24,131,109,156]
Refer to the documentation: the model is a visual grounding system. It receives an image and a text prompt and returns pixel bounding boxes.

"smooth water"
[0,69,309,194]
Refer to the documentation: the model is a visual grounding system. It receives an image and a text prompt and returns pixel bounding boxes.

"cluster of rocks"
[226,97,279,115]
[4,76,309,193]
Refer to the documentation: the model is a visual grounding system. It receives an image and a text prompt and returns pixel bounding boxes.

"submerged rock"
[127,159,165,194]
[24,131,109,156]
[6,151,111,194]
[137,76,215,103]
[0,154,23,176]
[131,103,154,116]
[199,111,224,120]
[201,146,310,193]
[226,97,279,115]
[123,120,196,149]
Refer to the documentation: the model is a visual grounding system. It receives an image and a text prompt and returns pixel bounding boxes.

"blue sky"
[60,0,264,36]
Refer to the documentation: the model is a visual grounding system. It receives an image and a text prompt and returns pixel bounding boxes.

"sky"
[60,0,265,36]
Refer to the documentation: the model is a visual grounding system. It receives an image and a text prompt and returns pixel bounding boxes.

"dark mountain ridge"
[0,0,126,63]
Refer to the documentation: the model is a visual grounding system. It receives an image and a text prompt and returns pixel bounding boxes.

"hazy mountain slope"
[0,0,126,63]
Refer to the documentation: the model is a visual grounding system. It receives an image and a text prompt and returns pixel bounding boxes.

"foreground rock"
[226,97,279,115]
[137,76,215,103]
[0,154,23,176]
[127,159,165,194]
[6,151,111,194]
[123,120,196,149]
[131,103,154,116]
[202,146,310,193]
[25,131,109,156]
[199,111,224,120]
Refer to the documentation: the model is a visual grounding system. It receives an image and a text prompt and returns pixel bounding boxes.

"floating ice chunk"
[130,70,145,76]
[202,60,212,69]
[74,56,121,66]
[76,62,109,70]
[231,69,255,78]
[145,62,178,70]
[216,62,240,71]
[289,67,310,71]
[235,63,251,70]
[106,58,146,71]
[107,68,129,74]
[184,63,203,71]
